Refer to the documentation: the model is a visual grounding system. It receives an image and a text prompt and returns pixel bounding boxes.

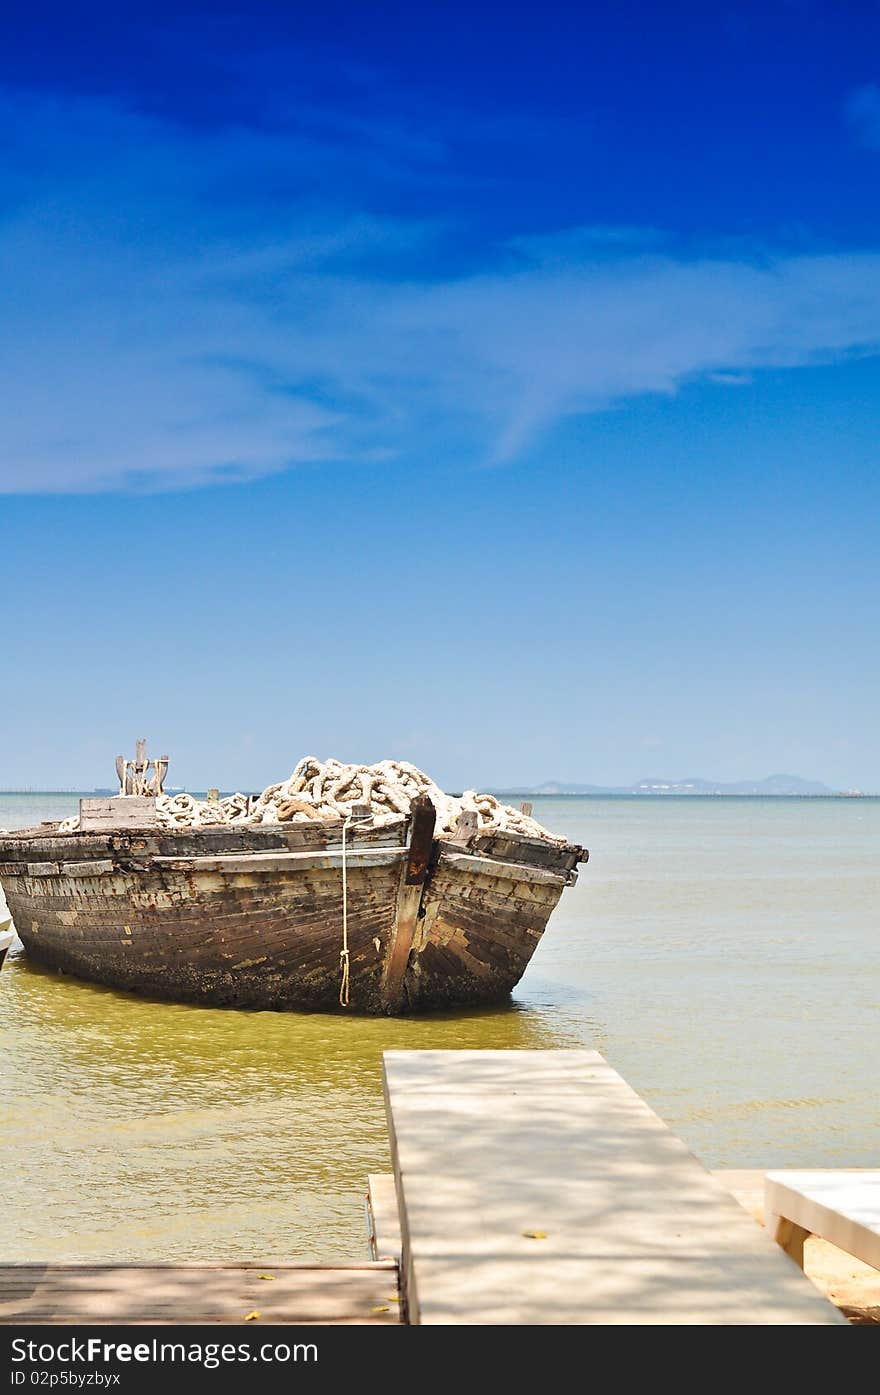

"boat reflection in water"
[0,950,589,1264]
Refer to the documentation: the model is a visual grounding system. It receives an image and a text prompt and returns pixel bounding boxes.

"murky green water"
[1,794,878,1262]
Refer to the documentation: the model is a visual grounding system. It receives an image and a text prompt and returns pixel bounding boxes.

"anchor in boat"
[115,739,170,797]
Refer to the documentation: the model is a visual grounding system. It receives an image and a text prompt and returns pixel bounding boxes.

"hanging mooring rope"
[339,815,352,1008]
[337,807,379,1008]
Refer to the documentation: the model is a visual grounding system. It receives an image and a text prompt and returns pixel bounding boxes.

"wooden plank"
[439,850,572,887]
[383,1049,847,1326]
[0,1263,400,1325]
[469,828,586,872]
[152,847,406,874]
[715,1170,880,1322]
[380,796,436,1012]
[61,860,116,877]
[80,797,159,830]
[367,1174,402,1261]
[770,1216,810,1267]
[0,817,408,865]
[450,809,479,842]
[765,1172,880,1272]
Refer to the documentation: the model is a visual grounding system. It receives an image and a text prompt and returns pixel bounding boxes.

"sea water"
[1,793,877,1261]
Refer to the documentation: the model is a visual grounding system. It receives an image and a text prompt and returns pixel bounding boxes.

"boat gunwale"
[0,816,407,863]
[0,843,576,887]
[0,811,587,884]
[437,848,575,887]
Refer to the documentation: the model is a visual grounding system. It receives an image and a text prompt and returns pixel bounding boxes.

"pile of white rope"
[58,757,559,841]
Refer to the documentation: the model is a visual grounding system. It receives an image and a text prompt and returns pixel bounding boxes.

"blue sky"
[2,1,879,791]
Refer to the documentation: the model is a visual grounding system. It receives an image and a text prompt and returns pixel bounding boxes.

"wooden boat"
[0,796,587,1014]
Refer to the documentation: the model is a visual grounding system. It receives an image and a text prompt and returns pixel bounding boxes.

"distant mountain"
[627,774,833,796]
[499,773,837,796]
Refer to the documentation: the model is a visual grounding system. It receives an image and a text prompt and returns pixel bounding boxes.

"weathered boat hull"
[0,813,585,1015]
[404,849,572,1010]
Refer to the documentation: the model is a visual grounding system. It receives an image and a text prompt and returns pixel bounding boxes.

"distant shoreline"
[0,789,875,800]
[495,791,876,800]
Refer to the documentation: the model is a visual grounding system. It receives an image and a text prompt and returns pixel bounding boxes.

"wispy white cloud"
[3,87,880,492]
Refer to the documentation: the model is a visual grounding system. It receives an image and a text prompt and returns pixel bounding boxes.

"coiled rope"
[58,756,560,843]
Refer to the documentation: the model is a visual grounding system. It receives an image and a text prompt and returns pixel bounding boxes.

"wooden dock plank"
[383,1049,847,1325]
[368,1168,768,1265]
[765,1171,880,1271]
[367,1174,403,1262]
[0,1263,400,1325]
